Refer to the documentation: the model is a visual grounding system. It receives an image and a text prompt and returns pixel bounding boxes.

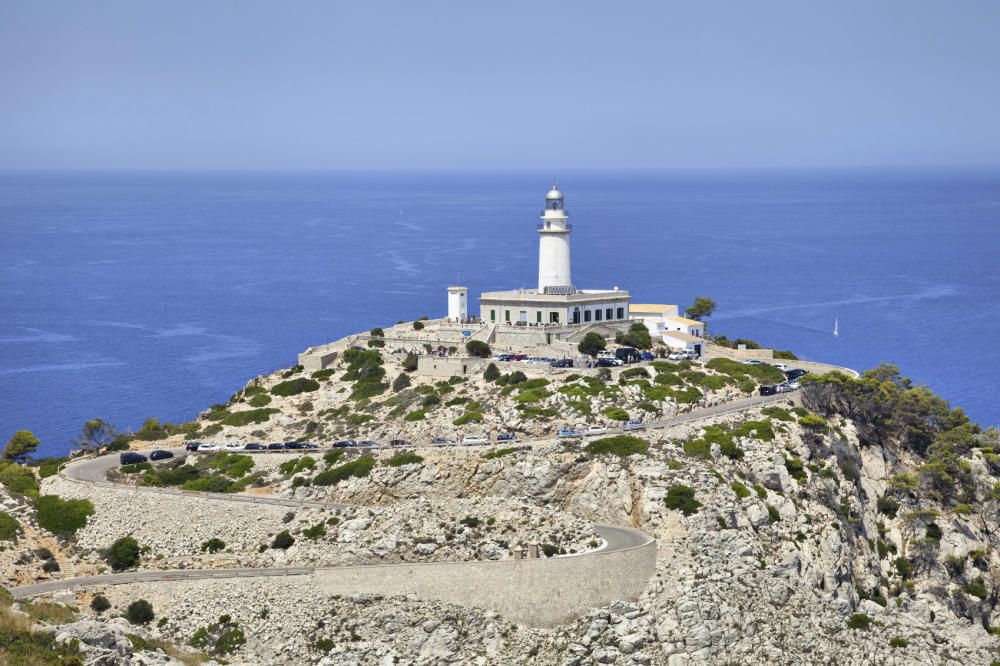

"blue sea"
[2,169,999,458]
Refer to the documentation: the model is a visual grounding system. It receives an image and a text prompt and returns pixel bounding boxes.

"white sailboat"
[833,317,839,337]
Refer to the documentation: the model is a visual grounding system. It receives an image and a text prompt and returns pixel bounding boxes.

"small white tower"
[447,286,468,321]
[538,184,573,293]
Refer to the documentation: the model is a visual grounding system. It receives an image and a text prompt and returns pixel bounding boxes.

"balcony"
[537,222,572,231]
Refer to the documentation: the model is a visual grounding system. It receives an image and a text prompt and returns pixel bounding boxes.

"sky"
[1,1,999,170]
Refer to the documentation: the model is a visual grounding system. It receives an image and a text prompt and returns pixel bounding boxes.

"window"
[490,309,496,322]
[505,310,510,322]
[550,312,560,323]
[595,309,602,321]
[606,308,613,320]
[584,310,592,322]
[536,311,542,323]
[617,307,624,320]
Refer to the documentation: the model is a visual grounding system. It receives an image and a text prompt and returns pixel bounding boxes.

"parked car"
[615,347,640,364]
[244,443,265,451]
[550,358,574,368]
[623,420,646,431]
[333,440,357,448]
[742,359,762,366]
[775,382,798,393]
[461,435,487,445]
[667,351,688,360]
[431,437,456,446]
[196,443,220,453]
[759,385,778,396]
[596,351,616,360]
[557,429,581,438]
[584,426,607,437]
[774,363,789,371]
[185,441,202,452]
[358,440,380,448]
[284,442,304,449]
[639,351,655,361]
[300,443,318,449]
[597,358,623,367]
[496,433,518,442]
[149,449,174,461]
[784,369,809,381]
[496,354,515,362]
[120,452,148,465]
[389,439,411,447]
[223,443,243,452]
[267,443,285,450]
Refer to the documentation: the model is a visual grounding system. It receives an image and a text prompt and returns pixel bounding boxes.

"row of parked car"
[494,353,575,368]
[556,420,646,438]
[758,367,810,396]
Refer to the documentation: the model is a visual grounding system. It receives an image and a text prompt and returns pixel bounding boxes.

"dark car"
[267,443,285,450]
[185,441,202,452]
[496,433,518,442]
[244,443,265,451]
[615,347,640,364]
[333,440,357,448]
[639,351,655,361]
[759,385,778,396]
[119,452,147,465]
[149,449,174,461]
[284,442,305,450]
[597,358,622,367]
[784,369,809,381]
[389,439,411,447]
[496,354,514,362]
[550,359,574,368]
[300,443,318,449]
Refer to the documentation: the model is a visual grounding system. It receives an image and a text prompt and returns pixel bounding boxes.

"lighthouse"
[537,185,573,293]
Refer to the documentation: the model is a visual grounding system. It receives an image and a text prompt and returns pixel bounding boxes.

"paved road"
[15,391,796,600]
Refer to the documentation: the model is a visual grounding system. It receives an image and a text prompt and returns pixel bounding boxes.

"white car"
[462,435,488,445]
[196,443,220,453]
[584,426,607,437]
[741,359,762,366]
[623,421,647,431]
[774,363,789,371]
[667,352,688,360]
[222,443,243,452]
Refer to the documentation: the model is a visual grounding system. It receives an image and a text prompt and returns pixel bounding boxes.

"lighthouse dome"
[545,186,563,201]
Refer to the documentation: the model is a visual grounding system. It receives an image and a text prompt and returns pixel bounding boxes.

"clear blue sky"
[2,1,999,170]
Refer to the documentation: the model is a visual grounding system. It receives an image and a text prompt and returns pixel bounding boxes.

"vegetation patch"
[190,614,246,656]
[585,435,648,458]
[36,495,94,537]
[664,485,701,515]
[386,452,424,466]
[313,456,375,485]
[453,411,484,426]
[220,408,280,427]
[602,407,630,421]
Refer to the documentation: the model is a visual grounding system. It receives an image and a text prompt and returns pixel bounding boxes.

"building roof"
[480,288,629,304]
[663,331,701,343]
[666,315,704,327]
[447,286,468,291]
[629,303,678,314]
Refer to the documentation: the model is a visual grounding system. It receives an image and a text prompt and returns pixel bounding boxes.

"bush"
[209,452,255,478]
[664,485,701,516]
[90,595,111,614]
[201,538,226,554]
[313,456,375,486]
[889,637,908,648]
[877,496,899,518]
[311,368,335,380]
[401,352,418,372]
[453,411,484,426]
[846,613,872,630]
[895,556,914,580]
[964,578,988,599]
[392,373,411,392]
[271,377,321,397]
[190,615,246,656]
[798,414,828,430]
[584,436,648,458]
[404,409,426,422]
[731,482,751,499]
[577,332,606,357]
[483,363,501,382]
[0,512,21,542]
[602,407,630,421]
[0,461,39,496]
[271,530,295,549]
[412,320,424,331]
[126,599,155,625]
[36,495,94,537]
[302,522,327,540]
[279,456,315,476]
[767,505,781,523]
[323,450,343,466]
[181,476,237,493]
[220,408,280,427]
[466,340,491,358]
[104,536,141,571]
[387,452,424,466]
[484,447,520,460]
[248,393,272,407]
[508,371,528,385]
[148,464,199,486]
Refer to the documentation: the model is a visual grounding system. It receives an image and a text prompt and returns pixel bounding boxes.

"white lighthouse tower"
[537,185,573,293]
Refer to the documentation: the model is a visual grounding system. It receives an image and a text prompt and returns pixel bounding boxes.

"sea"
[2,169,999,459]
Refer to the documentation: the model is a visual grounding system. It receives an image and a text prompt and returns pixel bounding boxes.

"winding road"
[10,390,798,616]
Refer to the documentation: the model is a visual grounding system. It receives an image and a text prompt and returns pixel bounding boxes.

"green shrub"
[798,414,828,430]
[453,411,484,426]
[731,482,751,499]
[767,505,781,523]
[147,464,199,486]
[895,556,914,580]
[515,389,549,403]
[221,408,280,427]
[271,377,321,397]
[311,368,335,380]
[104,536,141,571]
[889,637,908,648]
[201,538,226,554]
[483,363,501,382]
[272,530,295,549]
[785,457,807,482]
[459,516,481,528]
[208,452,255,478]
[577,332,606,357]
[126,599,155,625]
[279,456,315,476]
[484,447,520,460]
[90,595,111,614]
[684,437,711,459]
[465,340,491,358]
[846,613,872,630]
[508,371,527,385]
[602,407,630,421]
[877,496,899,518]
[181,476,236,493]
[313,456,375,486]
[248,394,272,407]
[964,578,988,599]
[189,615,246,656]
[392,373,411,393]
[664,485,701,516]
[0,461,39,496]
[323,450,344,467]
[302,522,327,540]
[0,512,21,542]
[761,406,794,422]
[584,436,648,458]
[119,462,152,474]
[387,452,424,466]
[36,495,94,537]
[699,375,728,391]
